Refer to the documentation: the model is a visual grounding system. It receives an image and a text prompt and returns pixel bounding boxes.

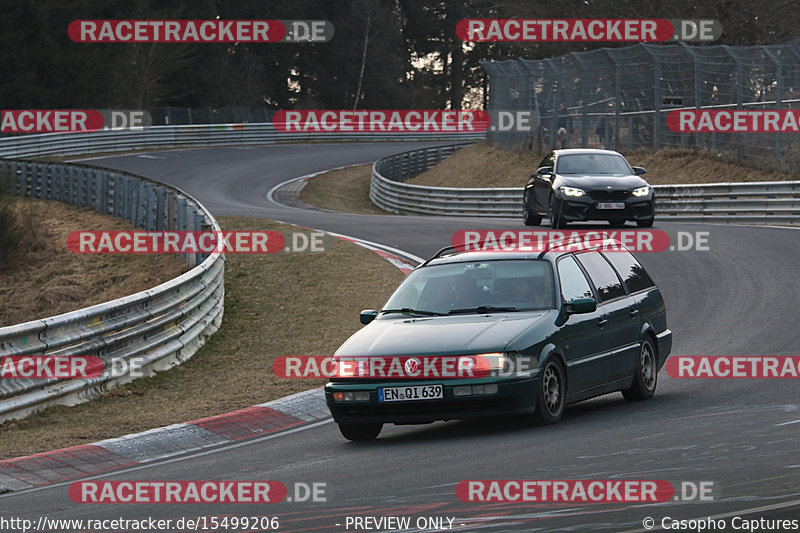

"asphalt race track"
[3,142,799,532]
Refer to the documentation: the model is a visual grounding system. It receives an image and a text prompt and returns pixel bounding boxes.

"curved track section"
[4,143,799,531]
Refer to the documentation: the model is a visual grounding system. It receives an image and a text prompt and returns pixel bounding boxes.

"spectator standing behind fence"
[596,118,613,148]
[557,103,573,148]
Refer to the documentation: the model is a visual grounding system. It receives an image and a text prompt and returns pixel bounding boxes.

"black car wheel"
[337,422,382,441]
[549,195,566,229]
[622,338,657,401]
[535,359,566,424]
[523,197,542,226]
[637,216,655,228]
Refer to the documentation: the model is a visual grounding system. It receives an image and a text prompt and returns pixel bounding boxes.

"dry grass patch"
[406,142,798,188]
[299,163,390,214]
[0,216,405,459]
[622,149,798,185]
[0,198,186,326]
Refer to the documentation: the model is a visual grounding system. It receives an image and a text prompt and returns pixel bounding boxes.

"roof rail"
[422,236,630,266]
[420,244,463,266]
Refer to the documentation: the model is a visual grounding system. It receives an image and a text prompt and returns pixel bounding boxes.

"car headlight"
[632,186,651,197]
[477,353,508,372]
[559,186,585,197]
[475,352,537,377]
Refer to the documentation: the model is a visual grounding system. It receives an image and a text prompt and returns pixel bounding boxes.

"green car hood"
[334,312,549,357]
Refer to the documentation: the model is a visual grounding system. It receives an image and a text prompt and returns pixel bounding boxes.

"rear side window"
[601,251,655,293]
[575,252,626,302]
[556,256,594,303]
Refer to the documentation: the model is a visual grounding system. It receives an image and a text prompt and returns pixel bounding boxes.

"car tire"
[534,359,566,425]
[549,196,566,229]
[637,216,655,228]
[523,200,542,226]
[622,337,657,401]
[337,422,382,441]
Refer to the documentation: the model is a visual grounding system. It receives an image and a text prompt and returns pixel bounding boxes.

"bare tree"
[353,14,372,110]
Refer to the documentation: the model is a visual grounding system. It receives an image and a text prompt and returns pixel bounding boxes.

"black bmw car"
[523,149,655,228]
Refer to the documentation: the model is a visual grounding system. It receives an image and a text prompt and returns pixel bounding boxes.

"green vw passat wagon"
[325,245,671,441]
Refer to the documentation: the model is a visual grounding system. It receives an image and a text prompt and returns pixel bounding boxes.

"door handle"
[629,309,640,318]
[597,318,608,327]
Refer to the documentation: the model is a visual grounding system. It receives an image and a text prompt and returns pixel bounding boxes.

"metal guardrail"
[0,129,482,423]
[0,123,486,159]
[0,160,225,422]
[370,144,800,225]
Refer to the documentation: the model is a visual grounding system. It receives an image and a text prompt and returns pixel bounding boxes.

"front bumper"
[556,194,654,222]
[325,376,538,425]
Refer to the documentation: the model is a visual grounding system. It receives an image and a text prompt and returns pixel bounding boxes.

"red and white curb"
[326,232,419,274]
[0,388,328,492]
[0,234,418,493]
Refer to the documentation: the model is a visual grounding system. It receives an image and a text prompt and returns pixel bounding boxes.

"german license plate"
[597,202,625,209]
[379,384,443,402]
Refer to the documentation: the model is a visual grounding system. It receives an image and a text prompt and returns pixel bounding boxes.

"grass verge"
[299,142,799,216]
[299,163,390,214]
[406,141,799,188]
[0,216,405,459]
[0,198,186,326]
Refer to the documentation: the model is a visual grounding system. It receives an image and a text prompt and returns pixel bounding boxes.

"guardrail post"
[167,193,177,231]
[108,174,117,216]
[136,181,146,227]
[82,168,91,207]
[145,184,156,231]
[67,165,76,204]
[21,162,31,197]
[115,175,126,219]
[96,170,108,214]
[192,207,203,266]
[156,187,167,231]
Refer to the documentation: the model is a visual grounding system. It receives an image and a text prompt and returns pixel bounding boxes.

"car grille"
[587,190,629,201]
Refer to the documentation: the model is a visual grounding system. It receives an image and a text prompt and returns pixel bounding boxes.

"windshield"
[556,153,632,176]
[382,259,555,315]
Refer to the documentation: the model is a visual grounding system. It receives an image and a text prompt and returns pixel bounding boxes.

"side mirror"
[632,166,646,175]
[537,166,554,176]
[565,297,596,314]
[360,309,378,325]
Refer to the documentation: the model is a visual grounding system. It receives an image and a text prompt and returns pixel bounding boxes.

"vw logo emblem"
[404,358,420,374]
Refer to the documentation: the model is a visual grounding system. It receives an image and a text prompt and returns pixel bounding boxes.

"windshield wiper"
[380,308,446,317]
[448,306,519,315]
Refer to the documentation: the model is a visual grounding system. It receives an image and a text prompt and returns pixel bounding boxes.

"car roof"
[426,250,545,266]
[554,148,624,157]
[422,240,632,267]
